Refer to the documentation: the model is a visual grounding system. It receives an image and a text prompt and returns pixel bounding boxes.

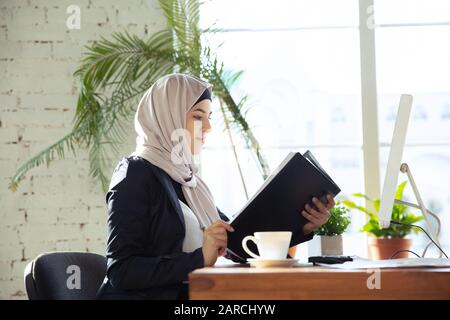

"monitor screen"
[378,94,413,228]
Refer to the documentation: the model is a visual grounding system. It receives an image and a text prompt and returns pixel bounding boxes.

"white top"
[179,200,204,253]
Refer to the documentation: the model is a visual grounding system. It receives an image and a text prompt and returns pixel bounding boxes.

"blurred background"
[1,0,449,299]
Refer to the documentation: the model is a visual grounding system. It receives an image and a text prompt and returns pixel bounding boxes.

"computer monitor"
[378,94,413,228]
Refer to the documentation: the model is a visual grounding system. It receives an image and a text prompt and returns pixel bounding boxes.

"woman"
[96,73,335,300]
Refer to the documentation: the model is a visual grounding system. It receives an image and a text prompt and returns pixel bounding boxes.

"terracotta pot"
[288,246,297,258]
[367,237,412,260]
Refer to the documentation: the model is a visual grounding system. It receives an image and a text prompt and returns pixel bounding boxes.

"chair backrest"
[24,252,107,300]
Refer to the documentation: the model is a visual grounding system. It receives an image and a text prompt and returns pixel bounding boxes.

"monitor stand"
[394,162,443,258]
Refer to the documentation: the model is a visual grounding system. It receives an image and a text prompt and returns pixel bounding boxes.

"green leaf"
[8,131,78,192]
[341,200,371,215]
[352,193,373,202]
[373,199,380,212]
[395,180,408,200]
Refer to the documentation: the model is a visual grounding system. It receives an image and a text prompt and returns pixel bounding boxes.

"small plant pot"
[367,237,412,260]
[308,235,343,256]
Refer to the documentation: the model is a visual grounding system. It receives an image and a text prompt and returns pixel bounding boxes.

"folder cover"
[226,151,341,261]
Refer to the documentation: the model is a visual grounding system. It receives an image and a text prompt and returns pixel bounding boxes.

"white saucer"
[247,258,298,268]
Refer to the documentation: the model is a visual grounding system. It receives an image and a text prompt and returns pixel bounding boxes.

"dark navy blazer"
[96,155,313,300]
[96,155,233,300]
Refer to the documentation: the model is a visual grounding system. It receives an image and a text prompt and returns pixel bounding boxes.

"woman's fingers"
[211,233,227,242]
[305,203,323,219]
[205,222,232,249]
[209,227,227,236]
[213,239,227,249]
[218,247,226,256]
[205,235,226,250]
[326,194,336,209]
[302,210,320,225]
[209,228,230,240]
[312,197,328,213]
[300,195,334,232]
[211,220,234,232]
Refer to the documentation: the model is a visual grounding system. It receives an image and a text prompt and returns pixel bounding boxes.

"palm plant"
[9,0,270,194]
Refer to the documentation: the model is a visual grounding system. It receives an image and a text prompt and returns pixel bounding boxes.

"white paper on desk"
[214,256,241,266]
[317,258,450,269]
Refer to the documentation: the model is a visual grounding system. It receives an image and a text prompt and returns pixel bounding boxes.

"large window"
[199,0,450,258]
[375,0,450,255]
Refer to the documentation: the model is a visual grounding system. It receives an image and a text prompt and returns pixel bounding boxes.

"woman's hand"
[202,220,234,267]
[301,194,335,236]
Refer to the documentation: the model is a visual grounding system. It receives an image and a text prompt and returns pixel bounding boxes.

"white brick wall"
[0,0,166,299]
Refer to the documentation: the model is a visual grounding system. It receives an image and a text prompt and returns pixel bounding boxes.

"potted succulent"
[342,181,424,260]
[308,203,351,256]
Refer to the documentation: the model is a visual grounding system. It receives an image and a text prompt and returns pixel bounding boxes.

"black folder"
[226,151,341,262]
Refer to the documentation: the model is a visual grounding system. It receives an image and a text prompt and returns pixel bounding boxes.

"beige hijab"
[130,73,220,229]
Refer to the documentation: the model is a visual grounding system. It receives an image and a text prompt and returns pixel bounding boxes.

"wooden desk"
[189,264,450,300]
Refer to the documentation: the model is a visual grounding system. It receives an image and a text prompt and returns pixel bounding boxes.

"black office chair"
[24,252,107,300]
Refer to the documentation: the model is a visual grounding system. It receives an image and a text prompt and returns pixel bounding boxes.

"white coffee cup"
[241,231,292,260]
